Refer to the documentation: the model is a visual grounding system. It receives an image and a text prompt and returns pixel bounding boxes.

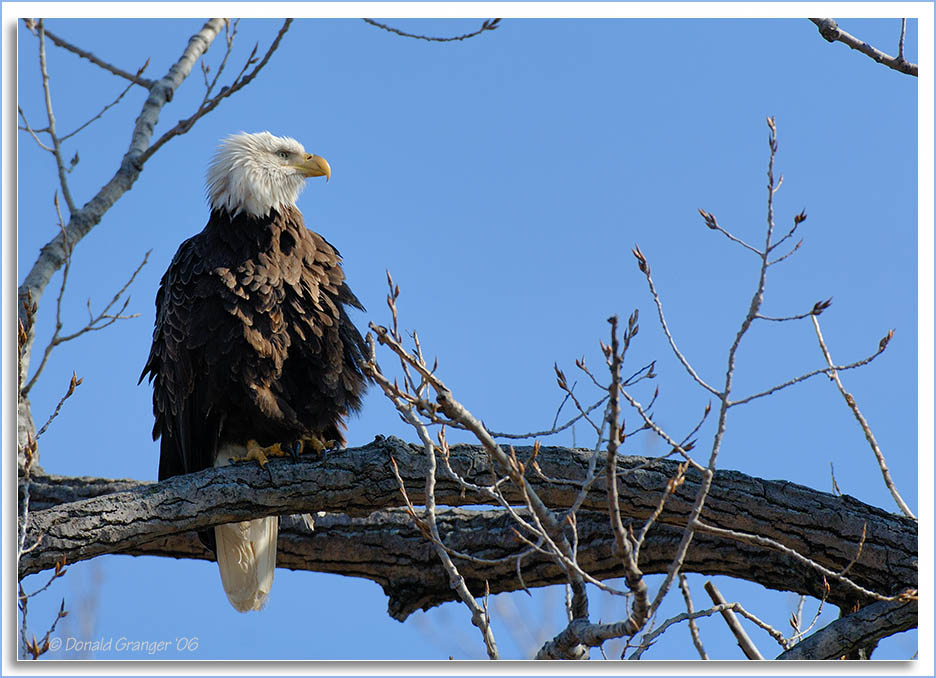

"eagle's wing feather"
[275,218,367,444]
[142,234,232,480]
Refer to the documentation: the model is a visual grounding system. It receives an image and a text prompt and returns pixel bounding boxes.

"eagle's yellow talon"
[297,434,335,456]
[236,440,288,468]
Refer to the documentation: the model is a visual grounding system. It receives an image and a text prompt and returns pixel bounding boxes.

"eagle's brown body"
[142,204,367,483]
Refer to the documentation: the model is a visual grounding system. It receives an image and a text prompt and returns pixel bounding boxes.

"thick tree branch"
[809,18,917,76]
[20,438,917,622]
[775,598,917,659]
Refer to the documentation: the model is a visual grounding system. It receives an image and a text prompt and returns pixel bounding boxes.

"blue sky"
[13,12,925,663]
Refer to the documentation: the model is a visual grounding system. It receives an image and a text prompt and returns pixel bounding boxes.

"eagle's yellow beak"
[297,154,331,182]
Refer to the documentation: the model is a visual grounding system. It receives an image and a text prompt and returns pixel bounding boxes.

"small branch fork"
[362,18,501,43]
[809,18,917,77]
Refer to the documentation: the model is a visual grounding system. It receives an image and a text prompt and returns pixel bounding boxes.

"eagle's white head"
[206,131,331,218]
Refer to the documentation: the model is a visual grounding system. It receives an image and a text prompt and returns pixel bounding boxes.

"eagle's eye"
[276,150,289,160]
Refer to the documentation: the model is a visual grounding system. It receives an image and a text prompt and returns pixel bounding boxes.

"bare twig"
[538,616,664,659]
[767,237,804,266]
[200,19,238,106]
[839,523,867,577]
[18,407,69,661]
[604,316,650,637]
[17,107,53,151]
[703,580,764,659]
[629,602,739,659]
[367,277,619,659]
[811,315,913,519]
[362,18,501,43]
[61,59,150,141]
[898,19,907,61]
[631,244,720,396]
[678,574,708,659]
[693,518,892,602]
[617,387,705,472]
[830,462,842,496]
[553,367,603,436]
[634,461,687,559]
[768,209,807,255]
[809,18,917,76]
[37,20,76,215]
[788,580,830,646]
[489,395,608,440]
[698,209,762,255]
[35,372,82,440]
[40,24,155,87]
[19,593,67,660]
[727,345,887,407]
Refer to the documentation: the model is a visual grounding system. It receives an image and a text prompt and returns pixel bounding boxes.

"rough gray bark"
[64,509,867,623]
[775,598,917,659]
[20,437,917,622]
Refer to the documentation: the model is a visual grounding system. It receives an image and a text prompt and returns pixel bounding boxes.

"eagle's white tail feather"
[214,444,278,612]
[214,517,278,612]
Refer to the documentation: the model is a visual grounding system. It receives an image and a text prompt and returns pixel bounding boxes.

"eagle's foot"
[240,439,289,468]
[293,434,335,460]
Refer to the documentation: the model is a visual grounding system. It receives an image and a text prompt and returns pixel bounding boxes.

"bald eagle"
[141,131,367,612]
